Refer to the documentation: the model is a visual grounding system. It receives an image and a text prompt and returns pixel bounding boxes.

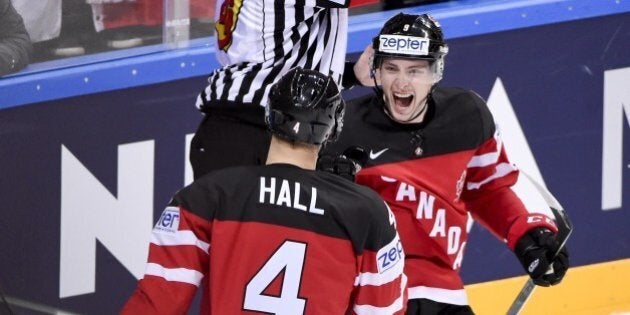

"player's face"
[378,58,434,123]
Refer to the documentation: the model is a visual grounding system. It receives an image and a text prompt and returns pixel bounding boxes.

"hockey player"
[321,13,569,314]
[122,67,407,314]
[190,0,358,179]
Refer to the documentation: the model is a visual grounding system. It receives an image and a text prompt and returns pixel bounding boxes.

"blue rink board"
[1,0,630,109]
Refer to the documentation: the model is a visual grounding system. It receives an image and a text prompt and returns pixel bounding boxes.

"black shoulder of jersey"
[431,86,495,141]
[315,170,397,252]
[170,164,395,253]
[317,169,388,212]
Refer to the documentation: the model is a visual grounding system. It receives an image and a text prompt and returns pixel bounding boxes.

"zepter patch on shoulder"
[153,206,181,234]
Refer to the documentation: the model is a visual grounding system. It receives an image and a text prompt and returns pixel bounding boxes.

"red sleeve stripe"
[150,230,210,253]
[144,262,204,286]
[352,274,407,315]
[466,162,517,191]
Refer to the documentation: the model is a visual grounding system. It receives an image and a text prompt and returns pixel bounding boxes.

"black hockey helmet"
[265,67,345,145]
[372,13,449,82]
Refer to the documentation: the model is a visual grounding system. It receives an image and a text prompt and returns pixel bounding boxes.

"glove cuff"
[507,213,558,250]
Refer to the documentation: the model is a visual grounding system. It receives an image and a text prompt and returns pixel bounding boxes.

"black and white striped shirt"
[196,0,349,109]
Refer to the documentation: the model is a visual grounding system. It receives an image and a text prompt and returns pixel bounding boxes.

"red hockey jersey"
[323,87,557,306]
[122,163,407,314]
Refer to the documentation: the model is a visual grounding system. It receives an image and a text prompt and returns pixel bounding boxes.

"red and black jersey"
[122,163,407,314]
[323,87,557,306]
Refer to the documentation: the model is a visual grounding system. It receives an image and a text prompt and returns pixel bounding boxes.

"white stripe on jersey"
[144,263,204,286]
[354,255,404,286]
[353,274,407,315]
[466,162,517,190]
[407,285,469,306]
[198,1,348,108]
[150,230,210,253]
[467,150,500,168]
[468,129,503,167]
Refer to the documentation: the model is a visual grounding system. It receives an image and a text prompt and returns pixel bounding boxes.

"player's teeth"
[395,93,411,98]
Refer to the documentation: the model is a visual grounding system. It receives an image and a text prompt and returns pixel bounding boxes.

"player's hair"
[265,67,345,145]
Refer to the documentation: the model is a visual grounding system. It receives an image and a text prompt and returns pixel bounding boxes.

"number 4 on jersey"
[243,241,307,314]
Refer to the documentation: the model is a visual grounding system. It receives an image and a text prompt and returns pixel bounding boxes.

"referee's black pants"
[190,106,271,180]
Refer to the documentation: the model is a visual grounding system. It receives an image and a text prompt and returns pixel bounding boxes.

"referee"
[191,0,364,179]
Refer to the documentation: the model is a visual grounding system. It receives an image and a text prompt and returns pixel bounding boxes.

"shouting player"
[322,13,569,314]
[122,68,407,314]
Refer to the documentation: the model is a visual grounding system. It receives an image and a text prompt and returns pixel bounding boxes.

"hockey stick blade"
[506,172,573,315]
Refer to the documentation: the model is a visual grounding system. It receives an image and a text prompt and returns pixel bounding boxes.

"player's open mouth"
[393,93,413,108]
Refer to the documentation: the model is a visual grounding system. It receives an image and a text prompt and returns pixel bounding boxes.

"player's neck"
[265,136,319,170]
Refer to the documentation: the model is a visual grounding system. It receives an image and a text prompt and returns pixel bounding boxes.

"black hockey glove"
[514,227,569,286]
[317,146,368,181]
[317,154,357,181]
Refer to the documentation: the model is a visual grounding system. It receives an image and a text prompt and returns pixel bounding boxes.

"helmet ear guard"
[265,67,345,145]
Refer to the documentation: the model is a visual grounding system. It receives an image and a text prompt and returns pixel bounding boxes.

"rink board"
[1,0,629,314]
[466,259,630,315]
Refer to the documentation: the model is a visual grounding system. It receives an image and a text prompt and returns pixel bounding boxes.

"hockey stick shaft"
[507,279,536,315]
[506,172,573,315]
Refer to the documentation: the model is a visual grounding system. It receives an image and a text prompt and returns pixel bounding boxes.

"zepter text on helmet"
[378,34,430,57]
